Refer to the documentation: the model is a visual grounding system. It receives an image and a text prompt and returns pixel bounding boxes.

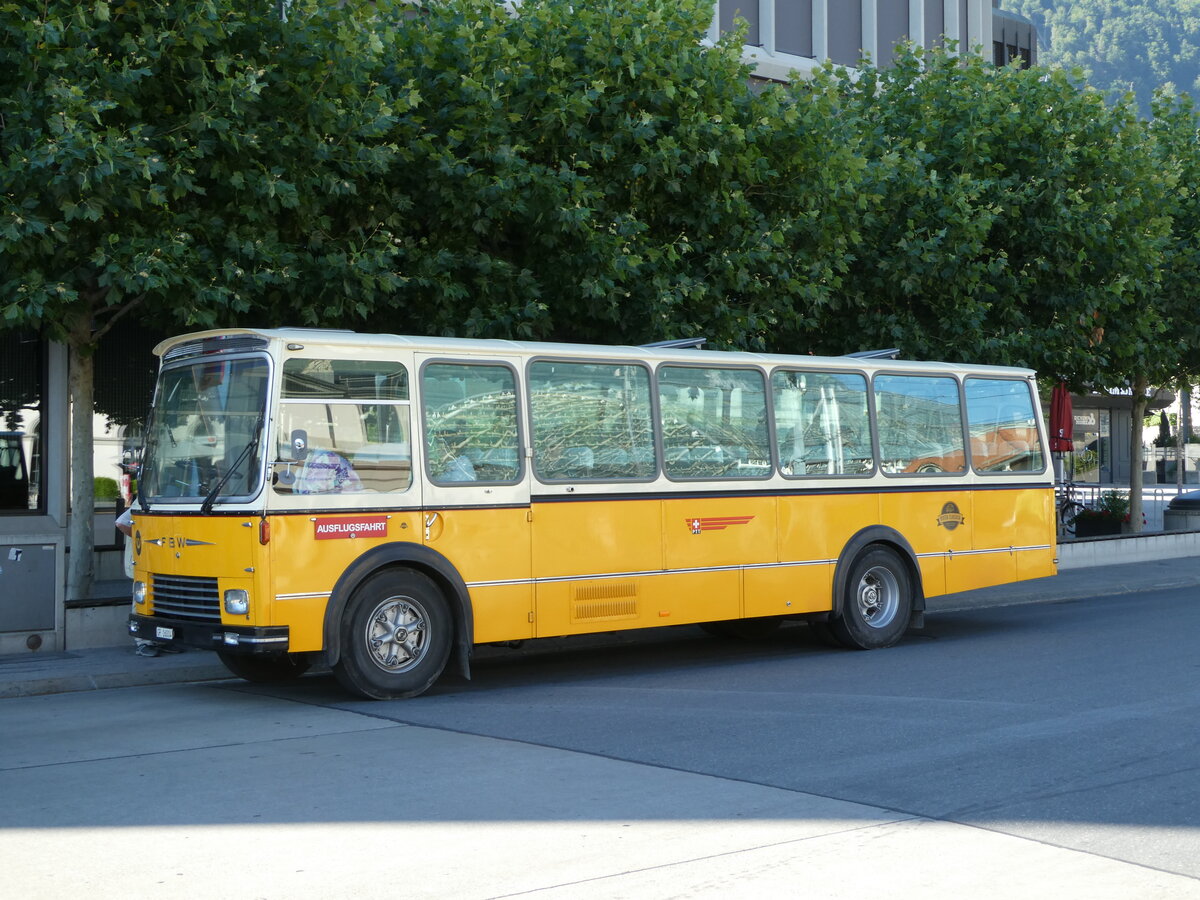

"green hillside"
[1003,0,1200,113]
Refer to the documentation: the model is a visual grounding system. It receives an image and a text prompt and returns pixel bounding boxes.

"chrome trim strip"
[465,544,1052,589]
[916,544,1051,560]
[214,634,290,646]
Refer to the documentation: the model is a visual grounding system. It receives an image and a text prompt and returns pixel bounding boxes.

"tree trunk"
[66,320,96,603]
[1128,375,1148,534]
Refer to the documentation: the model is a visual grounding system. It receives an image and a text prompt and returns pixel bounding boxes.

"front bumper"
[129,614,289,655]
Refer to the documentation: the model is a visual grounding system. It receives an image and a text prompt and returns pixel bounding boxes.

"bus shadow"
[230,611,1024,705]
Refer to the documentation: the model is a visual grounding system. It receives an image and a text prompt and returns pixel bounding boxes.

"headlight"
[132,581,147,607]
[224,589,250,616]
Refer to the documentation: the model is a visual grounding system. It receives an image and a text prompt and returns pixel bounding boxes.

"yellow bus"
[128,329,1056,698]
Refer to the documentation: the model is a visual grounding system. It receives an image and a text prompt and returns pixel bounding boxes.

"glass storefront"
[1070,408,1111,483]
[0,331,44,513]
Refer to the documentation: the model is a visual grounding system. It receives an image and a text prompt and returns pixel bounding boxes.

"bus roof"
[154,327,1038,378]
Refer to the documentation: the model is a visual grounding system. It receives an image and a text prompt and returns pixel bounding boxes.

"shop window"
[0,331,44,513]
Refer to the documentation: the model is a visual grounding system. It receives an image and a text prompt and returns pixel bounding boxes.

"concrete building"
[716,0,1037,82]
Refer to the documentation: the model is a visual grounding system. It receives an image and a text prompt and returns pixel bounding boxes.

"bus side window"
[965,378,1045,474]
[657,366,770,480]
[874,374,967,475]
[529,361,656,482]
[771,370,873,477]
[421,362,520,486]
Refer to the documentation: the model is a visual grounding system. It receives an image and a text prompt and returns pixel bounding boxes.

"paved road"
[2,582,1199,898]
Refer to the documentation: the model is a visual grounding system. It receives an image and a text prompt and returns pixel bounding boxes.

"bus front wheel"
[829,546,912,650]
[333,569,452,700]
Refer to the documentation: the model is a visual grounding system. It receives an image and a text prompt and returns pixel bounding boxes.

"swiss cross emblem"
[686,515,754,534]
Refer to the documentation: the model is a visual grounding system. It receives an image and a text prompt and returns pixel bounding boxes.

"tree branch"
[92,294,146,343]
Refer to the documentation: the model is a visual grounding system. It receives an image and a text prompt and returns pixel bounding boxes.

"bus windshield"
[139,356,270,505]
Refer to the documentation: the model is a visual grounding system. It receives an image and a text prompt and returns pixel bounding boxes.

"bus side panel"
[918,555,947,599]
[970,485,1056,585]
[662,494,775,620]
[764,492,872,617]
[531,497,665,638]
[661,495,776,570]
[743,565,831,617]
[269,511,423,652]
[270,595,327,652]
[424,507,533,643]
[534,569,743,637]
[968,487,1024,590]
[1015,487,1058,581]
[879,489,974,594]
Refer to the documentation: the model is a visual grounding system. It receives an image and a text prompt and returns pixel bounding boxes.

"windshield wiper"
[201,413,265,514]
[137,406,159,514]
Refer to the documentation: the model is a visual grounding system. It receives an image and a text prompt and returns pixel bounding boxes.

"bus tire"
[333,568,452,700]
[829,546,912,650]
[217,652,311,683]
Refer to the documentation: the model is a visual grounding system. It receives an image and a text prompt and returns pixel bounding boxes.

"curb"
[0,660,232,700]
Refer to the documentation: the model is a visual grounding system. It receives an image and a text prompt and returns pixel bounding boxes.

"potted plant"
[1072,490,1130,537]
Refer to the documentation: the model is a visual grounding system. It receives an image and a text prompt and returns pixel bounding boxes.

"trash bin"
[1163,490,1200,531]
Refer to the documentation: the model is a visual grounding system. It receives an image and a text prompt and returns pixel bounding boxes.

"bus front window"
[140,357,270,504]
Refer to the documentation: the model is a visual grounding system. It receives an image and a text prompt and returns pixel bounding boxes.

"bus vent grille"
[151,575,221,623]
[163,335,268,362]
[573,583,637,621]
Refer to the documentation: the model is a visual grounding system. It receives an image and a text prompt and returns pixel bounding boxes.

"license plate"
[155,626,175,640]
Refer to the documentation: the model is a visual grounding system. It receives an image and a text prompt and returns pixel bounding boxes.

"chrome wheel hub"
[365,596,429,673]
[856,565,900,629]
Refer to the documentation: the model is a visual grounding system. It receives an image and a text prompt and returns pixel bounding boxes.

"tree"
[1146,90,1200,490]
[811,47,1167,377]
[359,0,865,351]
[1005,0,1200,116]
[807,45,1170,528]
[1,0,410,599]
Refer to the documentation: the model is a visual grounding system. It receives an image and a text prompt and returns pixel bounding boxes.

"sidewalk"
[4,554,1200,701]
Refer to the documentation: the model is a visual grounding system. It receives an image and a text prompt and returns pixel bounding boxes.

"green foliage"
[1147,90,1200,387]
[1078,489,1130,521]
[93,476,119,501]
[361,0,865,350]
[808,44,1169,388]
[1005,0,1200,117]
[0,0,410,349]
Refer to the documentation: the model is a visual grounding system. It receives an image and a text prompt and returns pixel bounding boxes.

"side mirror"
[290,429,309,461]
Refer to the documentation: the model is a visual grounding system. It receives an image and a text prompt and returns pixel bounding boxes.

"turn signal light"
[259,518,270,545]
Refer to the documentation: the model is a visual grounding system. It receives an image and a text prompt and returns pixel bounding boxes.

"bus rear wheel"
[333,569,452,700]
[829,546,912,650]
[217,652,311,683]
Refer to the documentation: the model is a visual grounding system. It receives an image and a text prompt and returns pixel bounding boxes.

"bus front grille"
[151,575,221,623]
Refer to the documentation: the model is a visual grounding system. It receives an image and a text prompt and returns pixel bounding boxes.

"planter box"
[1074,516,1123,537]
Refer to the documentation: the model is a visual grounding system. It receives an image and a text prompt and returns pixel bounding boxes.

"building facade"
[717,0,1037,82]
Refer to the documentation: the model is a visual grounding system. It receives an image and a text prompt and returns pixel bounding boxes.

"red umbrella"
[1049,383,1073,454]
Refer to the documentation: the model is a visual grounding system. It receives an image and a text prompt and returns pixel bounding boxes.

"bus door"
[525,358,678,639]
[416,356,533,643]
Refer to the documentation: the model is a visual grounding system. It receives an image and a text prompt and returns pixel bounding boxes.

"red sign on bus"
[313,516,388,540]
